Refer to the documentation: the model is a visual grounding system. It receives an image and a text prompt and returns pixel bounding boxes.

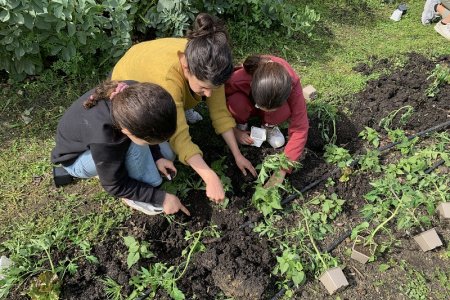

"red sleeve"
[284,77,309,163]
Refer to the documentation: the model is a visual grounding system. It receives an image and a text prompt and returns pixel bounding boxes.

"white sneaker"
[122,198,163,215]
[237,123,248,131]
[434,22,450,40]
[421,0,440,25]
[265,126,285,148]
[185,108,203,124]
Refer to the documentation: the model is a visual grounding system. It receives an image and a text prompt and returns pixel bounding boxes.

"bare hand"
[233,127,253,145]
[235,154,257,177]
[264,170,287,188]
[204,171,225,203]
[163,193,190,216]
[156,158,177,180]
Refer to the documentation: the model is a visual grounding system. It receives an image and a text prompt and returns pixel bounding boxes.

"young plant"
[307,101,338,144]
[302,209,339,277]
[273,244,306,287]
[425,64,450,97]
[252,153,299,217]
[323,144,353,182]
[129,263,185,300]
[123,236,155,269]
[378,105,414,131]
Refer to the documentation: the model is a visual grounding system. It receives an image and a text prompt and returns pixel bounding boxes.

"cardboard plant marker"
[319,267,349,295]
[437,202,450,219]
[351,236,377,264]
[413,228,443,252]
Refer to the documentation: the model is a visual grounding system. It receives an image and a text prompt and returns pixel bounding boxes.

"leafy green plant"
[252,153,299,216]
[425,64,450,97]
[359,126,380,148]
[123,236,155,269]
[324,144,353,182]
[0,0,137,79]
[273,244,305,287]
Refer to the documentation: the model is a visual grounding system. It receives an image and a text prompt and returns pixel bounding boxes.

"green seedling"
[324,144,353,182]
[351,187,404,262]
[379,105,414,131]
[123,236,155,269]
[426,64,450,97]
[129,263,185,300]
[307,101,338,144]
[273,244,306,287]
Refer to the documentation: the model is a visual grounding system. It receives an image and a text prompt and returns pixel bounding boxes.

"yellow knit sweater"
[111,38,236,164]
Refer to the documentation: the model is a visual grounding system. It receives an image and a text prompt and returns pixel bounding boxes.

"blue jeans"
[63,141,175,187]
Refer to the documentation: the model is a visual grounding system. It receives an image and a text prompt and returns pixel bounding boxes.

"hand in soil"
[163,193,190,216]
[235,154,257,177]
[205,172,225,203]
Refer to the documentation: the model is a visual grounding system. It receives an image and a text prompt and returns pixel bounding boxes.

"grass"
[0,0,449,297]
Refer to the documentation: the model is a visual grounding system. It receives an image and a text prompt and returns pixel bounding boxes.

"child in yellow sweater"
[112,13,256,203]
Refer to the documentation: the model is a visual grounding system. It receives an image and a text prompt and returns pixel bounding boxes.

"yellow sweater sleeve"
[163,78,203,165]
[206,85,236,134]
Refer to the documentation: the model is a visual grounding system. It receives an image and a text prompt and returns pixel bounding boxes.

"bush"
[0,0,319,80]
[0,0,136,80]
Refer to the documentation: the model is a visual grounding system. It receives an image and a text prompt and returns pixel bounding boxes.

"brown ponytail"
[83,81,120,109]
[243,55,271,75]
[184,13,233,86]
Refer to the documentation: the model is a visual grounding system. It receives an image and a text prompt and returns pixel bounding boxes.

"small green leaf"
[378,264,390,272]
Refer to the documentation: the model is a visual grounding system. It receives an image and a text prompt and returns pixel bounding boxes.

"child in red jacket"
[225,55,309,185]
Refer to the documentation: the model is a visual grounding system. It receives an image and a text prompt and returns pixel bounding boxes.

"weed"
[400,267,430,300]
[100,276,123,300]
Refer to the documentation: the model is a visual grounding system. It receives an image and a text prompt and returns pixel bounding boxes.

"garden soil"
[8,53,449,299]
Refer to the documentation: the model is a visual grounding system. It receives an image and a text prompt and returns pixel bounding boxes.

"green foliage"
[425,64,450,97]
[273,245,305,287]
[400,265,430,300]
[252,153,299,216]
[0,216,99,299]
[0,0,138,79]
[359,127,380,148]
[324,144,353,168]
[27,271,60,300]
[123,236,155,269]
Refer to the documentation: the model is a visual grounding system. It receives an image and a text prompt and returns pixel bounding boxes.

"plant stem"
[303,211,327,270]
[174,230,203,282]
[365,189,403,246]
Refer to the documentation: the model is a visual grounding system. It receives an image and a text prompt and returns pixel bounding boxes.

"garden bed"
[6,53,449,300]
